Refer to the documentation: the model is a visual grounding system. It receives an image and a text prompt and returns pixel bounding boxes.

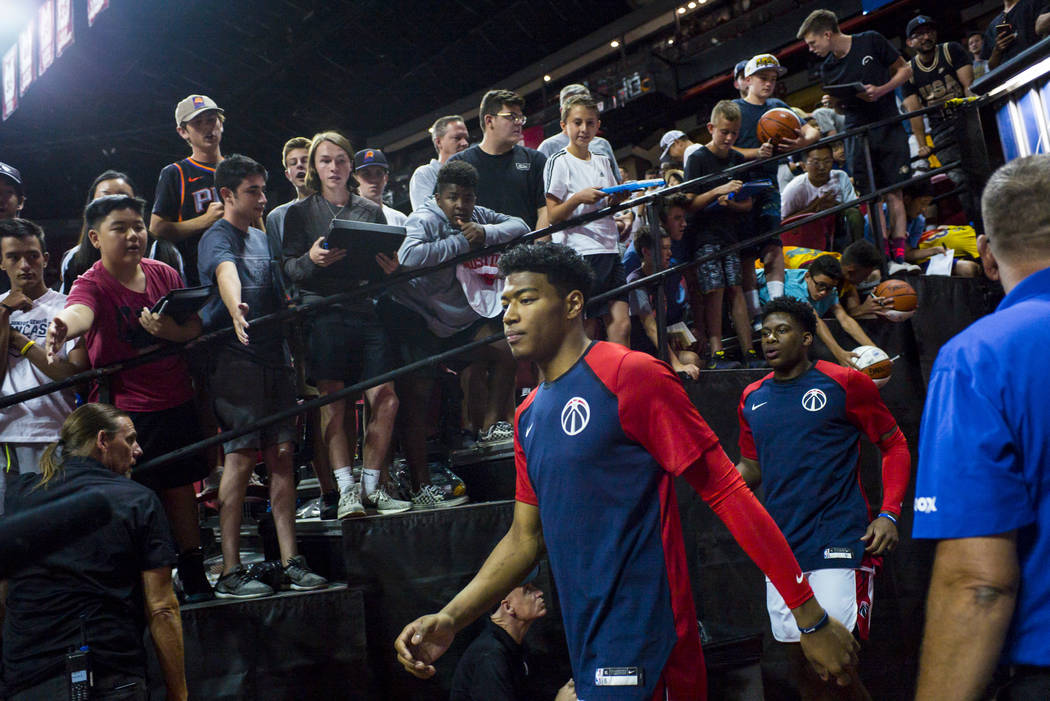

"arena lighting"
[688,1,697,8]
[543,74,551,82]
[986,54,1050,98]
[610,39,620,48]
[677,7,686,14]
[667,38,675,45]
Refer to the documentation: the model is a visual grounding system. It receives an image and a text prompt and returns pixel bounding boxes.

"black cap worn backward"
[906,15,936,38]
[0,162,22,194]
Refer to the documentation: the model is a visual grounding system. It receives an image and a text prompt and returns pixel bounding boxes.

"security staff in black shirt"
[1,404,187,701]
[450,573,575,701]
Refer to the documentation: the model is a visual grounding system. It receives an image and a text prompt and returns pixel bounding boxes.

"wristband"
[877,511,898,525]
[19,339,35,356]
[798,611,830,635]
[1,302,13,313]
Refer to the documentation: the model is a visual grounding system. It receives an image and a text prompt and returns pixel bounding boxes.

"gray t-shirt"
[409,159,441,211]
[198,218,288,366]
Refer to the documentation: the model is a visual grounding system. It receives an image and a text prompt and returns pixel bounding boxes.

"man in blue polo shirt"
[914,155,1050,699]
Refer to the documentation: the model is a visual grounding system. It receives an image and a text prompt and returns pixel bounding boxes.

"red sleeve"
[843,367,897,442]
[615,351,719,476]
[681,447,814,609]
[876,427,910,517]
[737,384,760,460]
[844,368,911,517]
[513,396,538,506]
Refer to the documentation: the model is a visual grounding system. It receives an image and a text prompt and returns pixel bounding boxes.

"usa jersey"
[152,157,219,285]
[515,342,722,700]
[738,361,897,571]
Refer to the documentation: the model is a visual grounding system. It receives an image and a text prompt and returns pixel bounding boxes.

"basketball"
[874,279,918,321]
[851,345,893,388]
[757,108,802,144]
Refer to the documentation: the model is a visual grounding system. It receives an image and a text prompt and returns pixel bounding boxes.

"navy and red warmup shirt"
[738,361,897,572]
[515,342,720,700]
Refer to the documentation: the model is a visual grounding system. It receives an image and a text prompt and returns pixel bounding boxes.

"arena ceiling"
[0,0,641,221]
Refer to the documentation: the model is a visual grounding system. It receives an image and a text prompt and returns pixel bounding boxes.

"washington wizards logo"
[801,388,827,412]
[560,397,590,436]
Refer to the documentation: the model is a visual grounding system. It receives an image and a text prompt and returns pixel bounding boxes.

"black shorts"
[377,297,495,378]
[742,190,783,260]
[585,253,628,318]
[306,304,394,383]
[851,124,912,195]
[126,401,208,491]
[209,350,298,453]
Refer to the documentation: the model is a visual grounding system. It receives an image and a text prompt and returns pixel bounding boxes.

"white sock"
[767,280,784,298]
[361,468,380,497]
[334,467,354,492]
[745,289,760,317]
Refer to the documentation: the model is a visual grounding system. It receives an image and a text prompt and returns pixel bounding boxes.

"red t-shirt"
[66,259,195,412]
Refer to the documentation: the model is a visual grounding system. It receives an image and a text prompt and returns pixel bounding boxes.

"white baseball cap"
[744,54,788,78]
[659,130,686,161]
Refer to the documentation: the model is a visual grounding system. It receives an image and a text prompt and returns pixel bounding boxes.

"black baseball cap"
[906,15,937,38]
[354,148,389,171]
[0,162,23,195]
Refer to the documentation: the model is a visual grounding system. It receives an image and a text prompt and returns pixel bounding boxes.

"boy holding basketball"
[545,93,631,346]
[683,100,760,368]
[733,54,822,331]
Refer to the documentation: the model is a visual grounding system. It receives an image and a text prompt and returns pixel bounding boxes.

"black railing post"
[645,200,669,363]
[861,132,886,262]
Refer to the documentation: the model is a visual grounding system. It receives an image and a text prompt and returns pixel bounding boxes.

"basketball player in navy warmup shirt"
[151,95,226,285]
[737,296,910,699]
[396,244,861,700]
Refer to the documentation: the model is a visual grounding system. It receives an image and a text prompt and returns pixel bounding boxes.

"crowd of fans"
[0,3,1042,697]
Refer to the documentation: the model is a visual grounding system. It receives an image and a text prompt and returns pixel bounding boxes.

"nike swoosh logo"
[188,176,203,182]
[796,573,805,584]
[751,402,768,410]
[525,424,533,438]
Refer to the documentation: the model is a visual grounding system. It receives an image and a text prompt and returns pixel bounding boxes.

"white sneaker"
[366,486,412,515]
[411,484,469,510]
[337,484,365,519]
[887,261,921,275]
[478,421,514,444]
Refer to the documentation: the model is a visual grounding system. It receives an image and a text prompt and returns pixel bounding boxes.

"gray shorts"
[696,242,743,293]
[209,350,298,454]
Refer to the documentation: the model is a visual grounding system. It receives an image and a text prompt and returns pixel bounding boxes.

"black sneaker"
[284,555,329,591]
[215,566,274,599]
[320,491,339,520]
[177,547,215,603]
[743,348,767,369]
[705,350,742,370]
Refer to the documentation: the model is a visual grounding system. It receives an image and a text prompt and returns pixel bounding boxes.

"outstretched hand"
[394,613,457,679]
[45,318,68,364]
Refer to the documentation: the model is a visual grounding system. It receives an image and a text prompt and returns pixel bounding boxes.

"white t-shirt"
[456,252,503,319]
[544,149,619,256]
[383,204,408,227]
[682,142,701,165]
[1,289,77,443]
[780,170,857,219]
